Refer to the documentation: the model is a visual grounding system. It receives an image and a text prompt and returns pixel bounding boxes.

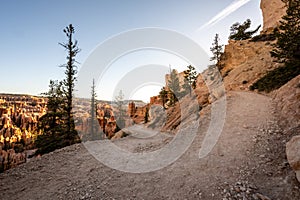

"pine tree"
[271,0,300,66]
[144,106,149,123]
[88,79,101,140]
[59,24,80,139]
[38,80,65,135]
[115,90,126,130]
[167,69,181,105]
[159,87,168,108]
[183,65,198,96]
[36,80,66,154]
[36,24,81,154]
[210,34,224,70]
[229,19,261,40]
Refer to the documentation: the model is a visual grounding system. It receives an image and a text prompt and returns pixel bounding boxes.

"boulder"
[111,130,126,140]
[286,135,300,182]
[274,75,300,130]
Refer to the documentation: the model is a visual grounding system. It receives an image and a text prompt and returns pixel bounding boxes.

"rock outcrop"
[104,119,117,139]
[286,135,300,183]
[74,100,116,139]
[127,101,148,124]
[215,0,288,91]
[274,75,300,130]
[0,148,26,172]
[194,73,210,107]
[147,105,167,129]
[260,0,286,33]
[196,66,225,105]
[220,39,281,91]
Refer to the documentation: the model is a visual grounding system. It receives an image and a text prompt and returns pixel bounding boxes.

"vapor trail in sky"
[197,0,251,31]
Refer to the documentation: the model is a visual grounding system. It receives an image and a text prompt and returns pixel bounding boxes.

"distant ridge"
[0,93,44,97]
[0,93,146,104]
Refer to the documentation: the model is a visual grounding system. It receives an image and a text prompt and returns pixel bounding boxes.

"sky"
[0,0,263,102]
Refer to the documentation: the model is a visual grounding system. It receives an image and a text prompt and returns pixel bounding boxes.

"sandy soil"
[0,91,299,200]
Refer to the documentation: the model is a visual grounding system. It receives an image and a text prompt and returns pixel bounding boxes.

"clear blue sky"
[0,0,262,101]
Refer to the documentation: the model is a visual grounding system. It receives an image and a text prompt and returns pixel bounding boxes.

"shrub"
[35,131,80,155]
[229,19,261,40]
[250,63,300,92]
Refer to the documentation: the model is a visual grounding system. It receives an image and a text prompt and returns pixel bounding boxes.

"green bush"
[250,63,300,92]
[35,131,80,155]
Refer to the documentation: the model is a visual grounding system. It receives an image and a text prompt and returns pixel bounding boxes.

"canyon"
[1,0,300,199]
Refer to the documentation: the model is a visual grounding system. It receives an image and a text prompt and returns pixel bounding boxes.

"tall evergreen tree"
[159,87,168,108]
[115,90,126,130]
[36,24,81,154]
[59,24,80,138]
[36,80,66,154]
[183,65,198,96]
[229,19,261,40]
[271,0,300,66]
[167,69,181,105]
[38,80,65,135]
[210,34,224,70]
[144,106,149,123]
[88,79,101,140]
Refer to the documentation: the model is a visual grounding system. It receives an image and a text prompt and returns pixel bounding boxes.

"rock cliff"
[220,39,280,91]
[260,0,286,33]
[218,0,288,91]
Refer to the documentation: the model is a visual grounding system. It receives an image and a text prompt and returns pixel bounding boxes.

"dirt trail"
[0,91,299,200]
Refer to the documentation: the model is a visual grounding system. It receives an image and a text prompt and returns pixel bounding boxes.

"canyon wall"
[260,0,286,33]
[0,94,46,172]
[220,39,280,91]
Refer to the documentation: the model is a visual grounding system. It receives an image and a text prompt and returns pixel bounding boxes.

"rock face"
[150,96,163,105]
[215,0,286,90]
[147,105,166,129]
[0,94,46,172]
[220,39,280,91]
[127,102,148,124]
[195,66,225,105]
[194,73,210,107]
[143,65,224,132]
[74,100,116,140]
[0,95,46,145]
[274,75,300,130]
[105,120,117,139]
[260,0,286,33]
[0,148,26,172]
[286,135,300,182]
